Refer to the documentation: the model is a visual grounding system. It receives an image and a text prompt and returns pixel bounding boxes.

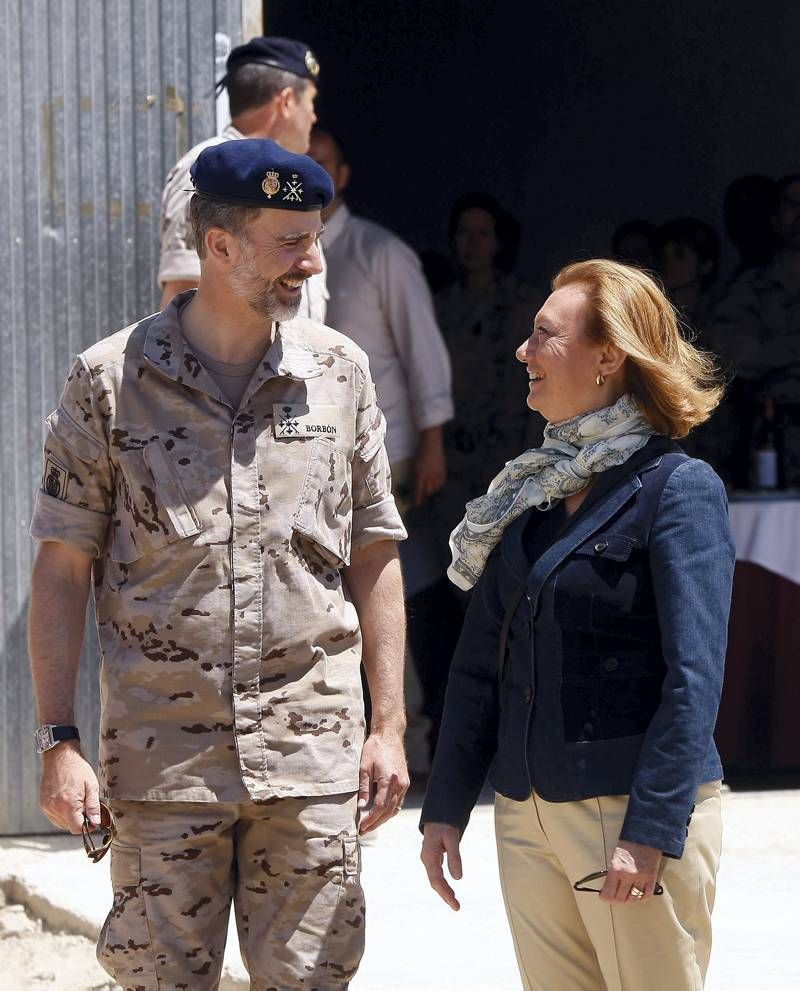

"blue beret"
[219,36,320,90]
[190,139,333,211]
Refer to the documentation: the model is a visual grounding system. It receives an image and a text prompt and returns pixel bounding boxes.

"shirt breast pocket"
[292,436,353,569]
[110,440,202,564]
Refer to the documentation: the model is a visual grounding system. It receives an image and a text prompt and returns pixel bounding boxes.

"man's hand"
[600,839,663,903]
[40,742,101,835]
[414,426,447,507]
[358,728,409,834]
[421,822,463,911]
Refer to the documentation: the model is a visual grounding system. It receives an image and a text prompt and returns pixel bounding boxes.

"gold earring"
[596,374,605,387]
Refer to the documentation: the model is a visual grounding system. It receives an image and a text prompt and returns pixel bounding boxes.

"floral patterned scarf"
[447,393,655,590]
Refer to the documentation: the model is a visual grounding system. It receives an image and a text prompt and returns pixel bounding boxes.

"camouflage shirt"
[157,124,328,323]
[31,294,406,802]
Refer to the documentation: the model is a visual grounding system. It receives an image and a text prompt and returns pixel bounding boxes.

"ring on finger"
[630,885,644,899]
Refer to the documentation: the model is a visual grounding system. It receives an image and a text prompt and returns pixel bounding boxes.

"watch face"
[34,725,55,754]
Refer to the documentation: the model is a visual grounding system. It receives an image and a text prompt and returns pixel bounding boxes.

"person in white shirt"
[309,127,454,769]
[158,37,327,322]
[309,127,453,509]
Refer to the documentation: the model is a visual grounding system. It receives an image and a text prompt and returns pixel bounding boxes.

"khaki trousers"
[97,793,363,991]
[495,782,722,991]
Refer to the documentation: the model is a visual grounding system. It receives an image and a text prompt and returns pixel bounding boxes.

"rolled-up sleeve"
[351,362,407,550]
[30,357,113,557]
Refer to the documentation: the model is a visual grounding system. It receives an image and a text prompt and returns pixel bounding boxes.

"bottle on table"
[750,396,784,490]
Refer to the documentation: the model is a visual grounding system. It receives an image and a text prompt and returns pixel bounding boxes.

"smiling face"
[515,285,626,423]
[225,207,324,320]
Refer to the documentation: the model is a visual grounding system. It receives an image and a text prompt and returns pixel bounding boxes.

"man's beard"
[230,250,306,322]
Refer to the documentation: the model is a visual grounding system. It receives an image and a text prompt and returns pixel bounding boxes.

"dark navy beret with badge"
[190,138,333,212]
[219,36,320,90]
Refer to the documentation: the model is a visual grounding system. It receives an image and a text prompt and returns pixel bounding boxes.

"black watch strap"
[35,724,80,754]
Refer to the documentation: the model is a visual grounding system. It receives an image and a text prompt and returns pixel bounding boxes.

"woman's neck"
[563,480,595,517]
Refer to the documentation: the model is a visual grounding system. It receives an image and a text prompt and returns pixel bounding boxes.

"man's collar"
[144,293,323,400]
[322,201,350,249]
[143,293,192,382]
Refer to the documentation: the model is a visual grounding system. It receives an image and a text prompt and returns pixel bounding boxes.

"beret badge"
[304,49,320,77]
[262,170,281,198]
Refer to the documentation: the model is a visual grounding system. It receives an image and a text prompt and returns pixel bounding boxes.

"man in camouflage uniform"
[159,36,328,323]
[29,140,408,990]
[709,173,800,487]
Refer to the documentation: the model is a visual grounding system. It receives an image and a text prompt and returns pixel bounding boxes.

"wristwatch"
[34,724,80,755]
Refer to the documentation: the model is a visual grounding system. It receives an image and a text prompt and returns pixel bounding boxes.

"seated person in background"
[710,173,800,487]
[723,174,778,277]
[611,219,657,271]
[654,217,720,330]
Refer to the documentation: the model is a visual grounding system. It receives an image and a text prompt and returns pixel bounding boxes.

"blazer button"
[523,686,532,703]
[594,540,608,554]
[603,656,619,672]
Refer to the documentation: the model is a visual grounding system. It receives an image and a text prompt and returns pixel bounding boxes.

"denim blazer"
[421,437,735,858]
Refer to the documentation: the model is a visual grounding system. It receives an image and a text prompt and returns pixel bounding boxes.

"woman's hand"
[600,839,662,903]
[421,822,463,911]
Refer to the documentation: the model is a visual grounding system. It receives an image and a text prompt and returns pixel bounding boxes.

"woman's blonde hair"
[552,259,724,438]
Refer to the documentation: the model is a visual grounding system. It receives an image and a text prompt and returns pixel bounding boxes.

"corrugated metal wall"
[0,0,249,834]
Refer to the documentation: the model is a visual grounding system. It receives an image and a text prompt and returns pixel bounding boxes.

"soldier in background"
[158,36,328,322]
[29,140,407,990]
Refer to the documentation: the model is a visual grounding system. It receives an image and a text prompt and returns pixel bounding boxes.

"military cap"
[218,36,320,91]
[190,138,333,211]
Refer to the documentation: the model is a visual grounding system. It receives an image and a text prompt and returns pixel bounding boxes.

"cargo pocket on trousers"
[96,844,157,984]
[326,833,365,983]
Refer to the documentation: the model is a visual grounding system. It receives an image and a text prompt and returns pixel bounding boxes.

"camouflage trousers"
[96,792,364,991]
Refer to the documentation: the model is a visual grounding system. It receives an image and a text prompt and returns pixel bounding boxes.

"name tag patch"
[273,404,339,439]
[44,456,69,500]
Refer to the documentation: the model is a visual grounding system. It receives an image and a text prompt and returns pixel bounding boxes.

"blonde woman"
[420,259,734,990]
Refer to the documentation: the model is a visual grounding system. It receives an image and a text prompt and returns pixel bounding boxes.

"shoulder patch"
[44,456,69,501]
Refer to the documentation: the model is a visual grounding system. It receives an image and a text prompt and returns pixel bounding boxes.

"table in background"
[715,493,800,771]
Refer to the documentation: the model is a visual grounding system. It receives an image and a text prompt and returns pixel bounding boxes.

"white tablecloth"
[729,498,800,587]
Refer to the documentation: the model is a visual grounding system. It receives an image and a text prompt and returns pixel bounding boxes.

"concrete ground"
[0,786,798,990]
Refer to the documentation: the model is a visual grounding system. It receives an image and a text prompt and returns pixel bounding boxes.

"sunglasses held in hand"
[82,801,117,863]
[573,869,664,895]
